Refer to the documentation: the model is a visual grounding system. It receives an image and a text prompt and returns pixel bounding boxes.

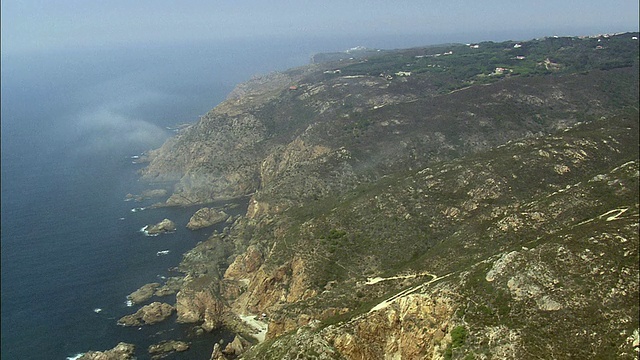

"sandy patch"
[238,314,269,342]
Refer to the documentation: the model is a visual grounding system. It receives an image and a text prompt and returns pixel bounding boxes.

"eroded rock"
[127,283,160,305]
[78,342,135,360]
[117,302,175,326]
[154,277,184,297]
[187,208,229,230]
[326,289,456,360]
[143,219,176,235]
[148,340,189,359]
[223,335,251,356]
[210,343,229,360]
[224,246,264,279]
[176,276,226,331]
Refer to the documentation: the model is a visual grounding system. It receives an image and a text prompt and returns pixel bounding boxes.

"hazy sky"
[2,0,639,54]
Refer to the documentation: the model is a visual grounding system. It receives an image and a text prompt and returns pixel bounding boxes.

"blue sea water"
[1,32,525,359]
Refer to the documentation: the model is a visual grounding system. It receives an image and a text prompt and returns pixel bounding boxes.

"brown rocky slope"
[138,34,638,359]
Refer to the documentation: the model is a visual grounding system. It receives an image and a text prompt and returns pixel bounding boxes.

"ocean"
[1,33,523,359]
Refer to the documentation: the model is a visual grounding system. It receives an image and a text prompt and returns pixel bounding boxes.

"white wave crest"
[140,226,159,237]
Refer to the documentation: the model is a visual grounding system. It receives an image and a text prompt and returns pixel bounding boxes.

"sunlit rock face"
[117,302,175,326]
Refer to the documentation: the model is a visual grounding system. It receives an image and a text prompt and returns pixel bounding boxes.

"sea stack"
[143,219,176,235]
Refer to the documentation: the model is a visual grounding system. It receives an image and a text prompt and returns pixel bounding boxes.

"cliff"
[139,33,639,359]
[141,34,639,212]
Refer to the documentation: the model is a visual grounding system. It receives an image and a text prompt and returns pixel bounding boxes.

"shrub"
[444,326,468,359]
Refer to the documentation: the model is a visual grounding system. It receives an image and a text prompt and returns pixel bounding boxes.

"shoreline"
[109,187,253,358]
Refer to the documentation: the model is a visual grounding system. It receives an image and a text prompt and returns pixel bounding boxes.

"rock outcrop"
[325,288,456,360]
[148,340,189,359]
[117,302,175,326]
[78,342,135,360]
[126,283,160,305]
[154,277,184,297]
[228,256,316,318]
[224,246,263,279]
[187,207,229,230]
[210,343,229,360]
[125,189,168,202]
[175,275,227,331]
[143,219,176,235]
[223,335,251,357]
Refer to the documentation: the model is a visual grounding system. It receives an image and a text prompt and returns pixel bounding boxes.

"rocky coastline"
[80,33,639,359]
[76,196,261,359]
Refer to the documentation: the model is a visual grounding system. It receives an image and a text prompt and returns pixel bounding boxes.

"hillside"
[135,33,638,359]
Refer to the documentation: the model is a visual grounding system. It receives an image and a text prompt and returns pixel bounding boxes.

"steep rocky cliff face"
[138,33,638,359]
[141,34,638,213]
[175,277,226,331]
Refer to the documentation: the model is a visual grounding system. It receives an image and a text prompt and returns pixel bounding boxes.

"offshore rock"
[78,342,135,360]
[127,282,160,305]
[148,340,189,359]
[144,219,176,235]
[187,207,229,230]
[117,302,175,326]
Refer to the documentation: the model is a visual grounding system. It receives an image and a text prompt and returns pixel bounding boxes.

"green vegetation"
[336,33,639,92]
[444,326,468,359]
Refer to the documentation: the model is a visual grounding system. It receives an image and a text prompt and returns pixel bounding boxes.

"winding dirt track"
[367,272,453,313]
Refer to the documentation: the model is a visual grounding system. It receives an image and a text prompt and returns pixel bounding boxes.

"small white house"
[395,71,412,77]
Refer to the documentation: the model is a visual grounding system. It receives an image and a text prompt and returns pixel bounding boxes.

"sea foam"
[140,225,159,237]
